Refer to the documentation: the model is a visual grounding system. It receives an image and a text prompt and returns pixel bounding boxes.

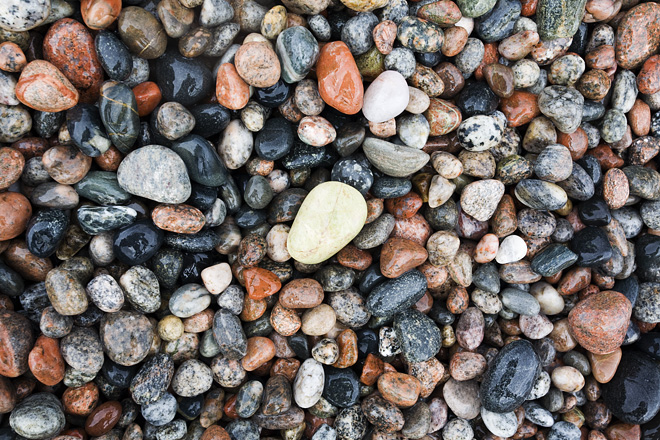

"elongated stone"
[362,138,430,178]
[99,81,139,153]
[536,0,588,40]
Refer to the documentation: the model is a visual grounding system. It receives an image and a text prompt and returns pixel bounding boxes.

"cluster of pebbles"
[1,0,660,439]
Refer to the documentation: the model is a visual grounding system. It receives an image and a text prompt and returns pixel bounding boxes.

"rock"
[234,42,280,88]
[570,226,613,268]
[117,145,191,204]
[602,351,660,424]
[155,51,213,106]
[460,180,504,221]
[287,182,367,264]
[366,269,427,317]
[130,353,175,405]
[634,282,660,323]
[362,71,409,123]
[362,137,430,178]
[100,310,153,366]
[114,221,164,266]
[15,60,78,112]
[0,310,34,377]
[537,86,584,133]
[213,309,247,360]
[615,3,660,70]
[515,179,568,210]
[480,340,540,413]
[568,290,631,354]
[293,358,324,408]
[45,268,88,316]
[316,41,364,115]
[9,393,65,440]
[0,191,32,241]
[60,327,104,374]
[118,7,167,60]
[536,0,587,40]
[172,359,213,397]
[277,26,319,83]
[142,392,177,426]
[394,309,441,363]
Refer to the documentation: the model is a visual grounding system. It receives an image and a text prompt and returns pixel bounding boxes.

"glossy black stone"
[171,134,228,187]
[576,155,602,186]
[25,209,69,258]
[235,206,267,229]
[33,110,64,138]
[428,303,455,325]
[164,229,221,252]
[366,270,428,318]
[186,185,218,212]
[568,22,588,56]
[0,262,24,297]
[328,12,351,41]
[371,176,413,199]
[95,31,133,81]
[180,251,216,284]
[480,339,540,413]
[282,143,327,169]
[151,248,184,288]
[74,303,104,327]
[602,351,660,424]
[333,122,365,157]
[253,79,292,108]
[66,103,112,157]
[475,0,521,43]
[636,234,660,282]
[244,311,273,338]
[267,188,307,223]
[255,118,294,160]
[578,198,611,226]
[220,176,243,214]
[635,333,660,361]
[155,51,213,106]
[455,82,500,117]
[415,51,443,67]
[624,321,641,345]
[178,395,204,420]
[394,309,442,363]
[356,329,378,359]
[614,276,640,307]
[189,104,231,138]
[533,338,557,367]
[113,219,164,265]
[287,333,310,360]
[359,264,386,294]
[331,154,373,195]
[323,366,360,408]
[570,226,613,267]
[643,410,660,440]
[102,359,139,388]
[135,121,153,148]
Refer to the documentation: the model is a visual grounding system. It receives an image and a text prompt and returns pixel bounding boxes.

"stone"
[0,310,34,377]
[459,180,504,221]
[316,42,364,115]
[9,394,65,440]
[118,7,167,60]
[16,60,78,112]
[537,86,584,133]
[362,71,409,123]
[215,63,249,110]
[568,291,631,354]
[536,0,588,40]
[0,191,31,241]
[117,145,191,204]
[287,182,367,264]
[615,3,660,70]
[362,137,430,178]
[234,42,280,88]
[81,0,122,30]
[277,26,319,83]
[293,358,324,408]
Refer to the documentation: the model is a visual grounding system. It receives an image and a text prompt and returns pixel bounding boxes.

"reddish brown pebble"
[568,291,632,355]
[42,145,93,185]
[85,401,122,437]
[379,237,428,279]
[449,351,488,381]
[372,20,397,55]
[447,286,470,314]
[602,168,630,210]
[377,372,422,408]
[81,0,122,30]
[557,127,589,160]
[585,45,615,70]
[0,147,24,190]
[587,348,622,384]
[628,99,651,137]
[441,26,468,57]
[28,335,65,386]
[215,63,250,110]
[425,98,462,136]
[132,81,161,117]
[337,245,373,271]
[316,41,364,115]
[242,336,276,371]
[615,3,660,69]
[278,278,324,309]
[240,296,267,321]
[0,376,17,413]
[604,423,641,440]
[333,329,358,369]
[0,192,31,241]
[3,240,53,282]
[638,55,660,95]
[0,42,26,72]
[474,42,499,81]
[434,62,465,99]
[589,144,625,169]
[244,267,282,300]
[62,383,100,416]
[576,69,611,100]
[94,146,123,171]
[10,137,49,159]
[483,63,515,98]
[16,60,79,112]
[385,192,423,219]
[200,425,231,440]
[0,310,34,377]
[500,91,540,127]
[520,0,538,15]
[360,353,384,386]
[152,204,206,234]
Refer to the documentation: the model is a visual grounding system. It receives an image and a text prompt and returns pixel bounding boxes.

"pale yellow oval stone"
[287,181,367,264]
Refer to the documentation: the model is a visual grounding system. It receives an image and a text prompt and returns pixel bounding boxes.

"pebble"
[9,393,65,439]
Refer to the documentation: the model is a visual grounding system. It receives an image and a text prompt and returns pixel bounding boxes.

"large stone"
[615,3,660,70]
[287,182,367,264]
[362,138,430,178]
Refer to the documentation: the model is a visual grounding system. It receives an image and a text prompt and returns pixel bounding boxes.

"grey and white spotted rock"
[169,284,212,318]
[216,285,245,315]
[397,113,430,149]
[534,144,573,182]
[76,206,137,235]
[0,71,18,106]
[9,393,65,440]
[0,104,31,143]
[155,420,187,440]
[157,103,196,141]
[86,274,124,313]
[460,179,505,221]
[141,392,178,427]
[341,13,378,56]
[600,109,627,144]
[120,265,161,314]
[457,115,504,152]
[205,23,240,57]
[481,408,518,438]
[328,288,371,328]
[130,354,175,405]
[277,26,320,83]
[454,38,485,76]
[384,47,417,78]
[378,326,402,357]
[515,179,568,211]
[634,283,660,323]
[312,338,339,364]
[0,0,51,31]
[212,308,248,359]
[199,0,234,27]
[523,401,554,427]
[60,327,104,374]
[395,308,442,363]
[537,86,584,134]
[334,405,367,440]
[610,69,638,113]
[442,415,474,440]
[172,359,214,397]
[308,15,331,41]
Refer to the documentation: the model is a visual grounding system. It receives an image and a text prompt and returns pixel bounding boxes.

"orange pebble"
[132,81,161,117]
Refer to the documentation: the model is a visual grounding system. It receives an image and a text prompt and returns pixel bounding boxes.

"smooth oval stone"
[212,309,247,360]
[602,351,660,424]
[331,155,374,195]
[130,353,175,405]
[261,374,292,415]
[362,137,430,178]
[155,51,213,106]
[480,339,540,413]
[557,163,595,201]
[66,104,111,157]
[367,269,427,317]
[113,219,164,265]
[394,309,441,363]
[362,70,409,123]
[293,358,324,408]
[624,166,660,200]
[277,26,319,83]
[25,209,69,258]
[117,145,191,204]
[235,380,263,418]
[253,79,292,108]
[171,134,228,187]
[9,393,65,440]
[77,206,137,235]
[456,82,499,117]
[515,179,568,210]
[323,366,360,408]
[100,310,153,366]
[637,234,660,282]
[95,31,133,81]
[536,0,587,40]
[75,171,131,206]
[0,0,50,32]
[397,16,444,53]
[169,284,211,318]
[475,0,521,42]
[530,244,578,277]
[189,104,230,138]
[244,175,273,210]
[287,182,367,264]
[255,117,294,160]
[118,7,167,60]
[570,226,613,268]
[501,287,541,315]
[615,3,660,70]
[371,177,412,199]
[99,81,139,153]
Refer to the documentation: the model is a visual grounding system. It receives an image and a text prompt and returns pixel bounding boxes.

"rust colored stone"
[589,144,624,169]
[360,353,384,386]
[215,63,250,110]
[425,98,462,136]
[520,0,538,15]
[42,145,93,185]
[28,335,65,386]
[380,237,428,278]
[637,55,660,94]
[434,62,465,99]
[270,302,301,337]
[557,127,588,160]
[317,41,364,115]
[242,336,276,371]
[85,401,122,437]
[16,60,79,112]
[604,423,641,440]
[0,310,34,377]
[391,213,432,247]
[412,290,433,314]
[587,348,622,384]
[446,286,469,314]
[602,168,630,210]
[0,147,24,190]
[418,262,449,292]
[474,42,499,81]
[628,99,651,137]
[94,146,123,172]
[0,192,31,241]
[499,91,540,127]
[132,81,161,117]
[152,204,206,234]
[490,194,518,238]
[385,192,423,219]
[0,376,16,414]
[81,0,122,30]
[240,296,267,321]
[615,3,660,69]
[585,45,615,70]
[372,20,397,55]
[558,267,592,296]
[377,372,422,408]
[10,137,49,159]
[0,42,26,72]
[270,358,300,382]
[483,63,515,98]
[244,267,282,300]
[333,329,358,369]
[279,278,324,309]
[200,425,231,440]
[337,245,373,271]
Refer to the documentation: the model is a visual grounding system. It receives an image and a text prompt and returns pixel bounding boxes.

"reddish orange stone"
[216,63,250,110]
[43,19,104,93]
[200,425,231,440]
[270,302,301,336]
[333,329,358,369]
[0,310,34,378]
[628,99,651,137]
[94,146,123,171]
[568,291,632,355]
[447,286,469,314]
[372,20,397,54]
[10,137,49,160]
[239,296,267,321]
[63,383,99,416]
[520,0,538,15]
[279,278,324,309]
[316,41,364,115]
[337,245,373,271]
[244,267,282,300]
[380,237,428,278]
[152,204,206,234]
[391,213,432,246]
[0,42,27,72]
[16,60,79,112]
[412,290,433,314]
[270,358,300,382]
[589,144,625,169]
[85,401,122,437]
[360,353,384,386]
[586,45,615,70]
[385,192,423,219]
[0,192,31,241]
[637,55,660,95]
[377,372,422,408]
[4,239,54,281]
[474,42,499,81]
[500,91,540,127]
[223,394,238,419]
[604,423,641,440]
[28,335,65,386]
[418,262,449,292]
[81,0,122,30]
[242,336,276,371]
[558,267,592,296]
[132,81,161,117]
[615,3,660,69]
[557,127,588,160]
[425,98,462,136]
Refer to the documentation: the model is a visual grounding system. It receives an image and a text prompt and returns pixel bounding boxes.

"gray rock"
[537,86,584,133]
[9,393,65,440]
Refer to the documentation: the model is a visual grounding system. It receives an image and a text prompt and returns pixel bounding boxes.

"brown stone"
[604,423,641,440]
[242,336,276,371]
[200,425,231,440]
[0,41,26,73]
[360,353,384,386]
[441,26,468,57]
[585,45,615,70]
[3,239,53,281]
[483,63,515,98]
[425,98,462,136]
[42,145,92,185]
[0,376,16,414]
[0,192,31,241]
[410,63,445,97]
[499,91,540,127]
[576,69,611,101]
[234,42,281,88]
[11,137,49,160]
[490,194,518,238]
[152,204,206,234]
[385,192,423,219]
[63,382,100,416]
[628,99,651,137]
[28,335,65,386]
[270,302,301,337]
[337,245,372,271]
[133,81,161,117]
[316,41,364,115]
[244,267,282,300]
[0,310,34,377]
[373,20,397,55]
[434,62,465,99]
[85,401,122,437]
[587,348,622,384]
[377,372,422,408]
[449,351,488,381]
[216,63,250,110]
[118,7,167,60]
[81,0,122,30]
[390,214,432,247]
[278,278,324,309]
[16,60,79,112]
[557,127,589,160]
[615,3,660,69]
[0,147,24,190]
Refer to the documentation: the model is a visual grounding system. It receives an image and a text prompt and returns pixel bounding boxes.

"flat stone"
[362,137,430,178]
